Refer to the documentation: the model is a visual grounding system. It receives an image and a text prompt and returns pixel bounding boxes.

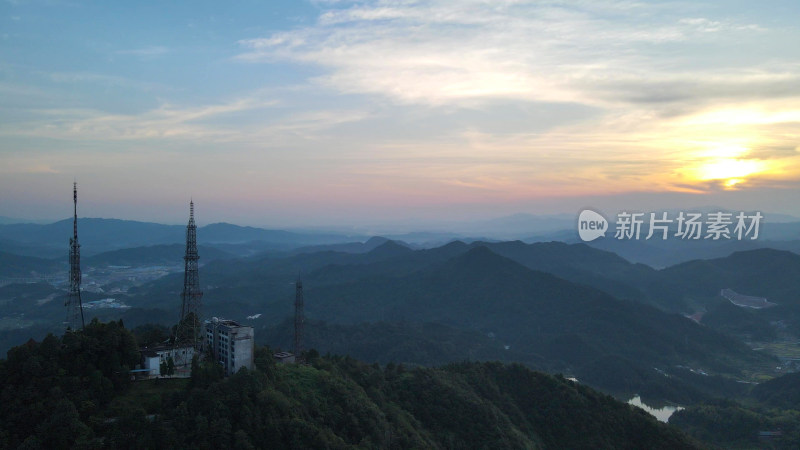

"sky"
[1,0,799,228]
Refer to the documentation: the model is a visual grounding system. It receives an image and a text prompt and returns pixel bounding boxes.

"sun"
[685,145,771,189]
[697,158,764,183]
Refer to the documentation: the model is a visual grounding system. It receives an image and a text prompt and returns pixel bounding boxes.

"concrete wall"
[143,355,160,377]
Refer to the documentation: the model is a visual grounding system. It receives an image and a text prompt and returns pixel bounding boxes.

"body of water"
[627,396,684,422]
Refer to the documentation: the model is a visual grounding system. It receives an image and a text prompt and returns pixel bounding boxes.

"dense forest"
[0,320,704,449]
[670,400,800,449]
[668,371,800,448]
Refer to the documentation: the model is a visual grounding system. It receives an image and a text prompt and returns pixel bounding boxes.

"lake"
[627,395,684,422]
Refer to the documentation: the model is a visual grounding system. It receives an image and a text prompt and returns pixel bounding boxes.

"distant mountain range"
[83,244,235,267]
[587,233,800,268]
[0,244,235,278]
[0,251,66,278]
[0,216,55,225]
[97,239,780,404]
[2,214,798,266]
[0,218,365,257]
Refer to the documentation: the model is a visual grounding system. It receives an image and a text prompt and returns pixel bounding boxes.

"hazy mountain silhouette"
[0,218,366,257]
[83,244,235,267]
[0,251,65,277]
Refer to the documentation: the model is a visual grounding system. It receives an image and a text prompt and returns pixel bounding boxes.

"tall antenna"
[294,276,304,361]
[176,200,203,350]
[66,182,85,331]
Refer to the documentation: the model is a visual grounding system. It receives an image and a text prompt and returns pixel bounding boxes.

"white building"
[206,317,254,375]
[141,345,195,378]
[273,351,296,364]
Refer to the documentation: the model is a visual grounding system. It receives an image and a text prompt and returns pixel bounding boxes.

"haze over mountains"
[2,211,799,262]
[0,218,359,258]
[3,213,800,445]
[3,214,799,404]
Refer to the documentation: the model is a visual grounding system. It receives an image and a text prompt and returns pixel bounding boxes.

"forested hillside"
[0,321,701,449]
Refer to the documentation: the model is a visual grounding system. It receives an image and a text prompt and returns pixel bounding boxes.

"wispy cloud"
[236,0,781,113]
[0,91,372,145]
[47,71,168,92]
[115,45,169,57]
[0,163,60,174]
[678,17,764,33]
[0,96,275,141]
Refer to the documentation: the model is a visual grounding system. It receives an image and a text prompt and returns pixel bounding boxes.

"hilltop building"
[113,200,256,379]
[206,317,254,375]
[273,352,296,364]
[141,345,195,378]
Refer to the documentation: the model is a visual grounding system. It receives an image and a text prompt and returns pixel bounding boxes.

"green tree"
[36,399,92,449]
[166,356,176,376]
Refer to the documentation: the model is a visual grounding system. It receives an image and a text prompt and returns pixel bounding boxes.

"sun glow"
[692,157,768,189]
[674,144,774,189]
[698,158,764,180]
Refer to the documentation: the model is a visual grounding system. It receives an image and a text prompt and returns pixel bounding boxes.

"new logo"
[577,209,608,242]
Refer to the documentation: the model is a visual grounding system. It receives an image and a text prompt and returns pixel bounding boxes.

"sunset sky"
[1,0,799,228]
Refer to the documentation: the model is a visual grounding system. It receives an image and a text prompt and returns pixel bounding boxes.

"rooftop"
[140,345,193,357]
[206,317,244,327]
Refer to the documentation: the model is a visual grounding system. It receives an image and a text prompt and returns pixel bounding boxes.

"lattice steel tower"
[65,182,85,331]
[294,278,304,360]
[176,201,203,349]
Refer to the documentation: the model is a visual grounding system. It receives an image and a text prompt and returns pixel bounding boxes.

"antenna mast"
[176,200,203,350]
[294,277,304,361]
[66,182,85,331]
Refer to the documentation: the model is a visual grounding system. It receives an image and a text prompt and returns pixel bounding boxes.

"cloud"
[678,17,764,33]
[0,80,48,97]
[235,0,783,113]
[47,71,168,92]
[0,91,372,145]
[745,145,800,160]
[0,96,276,141]
[588,71,800,110]
[0,159,60,174]
[115,46,169,57]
